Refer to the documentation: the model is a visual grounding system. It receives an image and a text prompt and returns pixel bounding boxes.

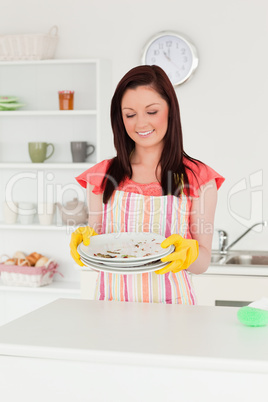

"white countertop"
[0,298,267,373]
[205,264,268,276]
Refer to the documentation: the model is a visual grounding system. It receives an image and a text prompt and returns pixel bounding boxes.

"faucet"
[218,230,228,253]
[218,221,267,254]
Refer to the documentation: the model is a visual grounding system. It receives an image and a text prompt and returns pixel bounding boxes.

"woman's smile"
[137,129,155,137]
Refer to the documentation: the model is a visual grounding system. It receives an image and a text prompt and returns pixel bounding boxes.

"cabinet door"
[1,289,80,326]
[192,274,268,306]
[80,270,99,300]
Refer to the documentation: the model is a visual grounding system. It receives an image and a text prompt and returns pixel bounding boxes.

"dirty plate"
[78,232,173,264]
[80,256,168,274]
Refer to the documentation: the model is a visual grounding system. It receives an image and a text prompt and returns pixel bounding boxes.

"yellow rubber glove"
[70,226,98,266]
[155,234,199,275]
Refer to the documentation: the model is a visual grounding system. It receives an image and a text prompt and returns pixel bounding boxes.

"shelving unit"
[0,58,113,164]
[0,110,96,116]
[0,59,113,322]
[0,223,71,230]
[0,162,94,169]
[0,280,80,294]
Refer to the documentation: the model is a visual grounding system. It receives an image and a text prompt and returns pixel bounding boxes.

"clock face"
[142,32,198,86]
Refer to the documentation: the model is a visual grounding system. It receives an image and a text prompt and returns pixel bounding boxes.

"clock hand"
[163,51,171,61]
[163,51,181,70]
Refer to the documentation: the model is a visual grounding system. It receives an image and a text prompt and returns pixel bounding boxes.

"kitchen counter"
[205,264,268,276]
[0,299,267,401]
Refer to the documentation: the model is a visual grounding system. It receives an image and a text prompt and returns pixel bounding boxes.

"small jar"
[58,90,74,110]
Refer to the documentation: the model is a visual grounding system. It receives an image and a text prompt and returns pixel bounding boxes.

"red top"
[75,158,225,198]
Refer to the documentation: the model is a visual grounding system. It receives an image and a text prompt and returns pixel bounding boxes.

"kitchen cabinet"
[192,268,268,307]
[80,267,268,305]
[80,263,268,305]
[0,299,267,402]
[0,59,114,323]
[0,281,80,326]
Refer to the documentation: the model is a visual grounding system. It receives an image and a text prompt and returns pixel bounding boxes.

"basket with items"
[0,251,61,287]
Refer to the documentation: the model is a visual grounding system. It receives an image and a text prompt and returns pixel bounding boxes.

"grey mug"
[70,141,95,163]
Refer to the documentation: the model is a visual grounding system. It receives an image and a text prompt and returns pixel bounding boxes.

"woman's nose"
[135,114,148,129]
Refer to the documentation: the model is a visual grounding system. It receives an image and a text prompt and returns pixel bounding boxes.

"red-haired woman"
[70,65,224,304]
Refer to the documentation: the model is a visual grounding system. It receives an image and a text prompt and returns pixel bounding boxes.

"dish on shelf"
[0,102,25,111]
[0,96,19,103]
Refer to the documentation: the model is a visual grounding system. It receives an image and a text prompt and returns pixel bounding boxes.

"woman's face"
[121,85,169,150]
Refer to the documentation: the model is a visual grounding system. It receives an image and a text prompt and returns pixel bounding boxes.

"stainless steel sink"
[210,252,226,265]
[210,250,268,267]
[210,254,222,263]
[225,255,268,266]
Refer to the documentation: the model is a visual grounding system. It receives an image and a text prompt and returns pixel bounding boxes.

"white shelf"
[0,110,97,116]
[0,162,94,169]
[0,222,74,231]
[0,58,100,66]
[0,279,80,294]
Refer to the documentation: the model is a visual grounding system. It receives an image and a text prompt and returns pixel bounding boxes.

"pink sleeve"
[184,159,225,198]
[75,159,111,195]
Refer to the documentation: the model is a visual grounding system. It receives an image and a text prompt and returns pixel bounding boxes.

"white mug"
[3,201,18,224]
[18,202,36,225]
[38,203,55,225]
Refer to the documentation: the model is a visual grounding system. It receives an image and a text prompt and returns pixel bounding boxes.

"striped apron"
[94,190,196,304]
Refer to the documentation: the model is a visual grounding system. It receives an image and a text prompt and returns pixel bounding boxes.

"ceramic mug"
[3,201,18,224]
[37,203,55,225]
[70,141,95,163]
[18,202,36,225]
[28,142,55,163]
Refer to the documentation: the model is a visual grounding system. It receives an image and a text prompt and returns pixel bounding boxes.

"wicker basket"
[0,25,58,61]
[0,260,60,287]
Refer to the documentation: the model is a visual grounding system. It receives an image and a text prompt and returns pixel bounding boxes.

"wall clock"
[141,31,199,86]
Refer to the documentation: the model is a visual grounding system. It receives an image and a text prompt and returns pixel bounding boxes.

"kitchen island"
[0,299,267,402]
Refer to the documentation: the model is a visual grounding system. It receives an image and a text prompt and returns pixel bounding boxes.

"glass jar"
[58,90,74,110]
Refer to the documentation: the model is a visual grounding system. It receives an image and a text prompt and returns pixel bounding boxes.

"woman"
[70,65,224,304]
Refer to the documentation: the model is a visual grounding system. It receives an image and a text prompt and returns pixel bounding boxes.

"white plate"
[78,247,155,267]
[80,256,168,274]
[0,96,19,103]
[78,243,174,267]
[0,102,25,110]
[79,232,173,263]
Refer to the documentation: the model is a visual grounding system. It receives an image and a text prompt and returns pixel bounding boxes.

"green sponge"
[237,306,268,327]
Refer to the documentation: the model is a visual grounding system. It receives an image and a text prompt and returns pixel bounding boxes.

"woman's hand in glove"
[155,234,199,275]
[70,226,98,266]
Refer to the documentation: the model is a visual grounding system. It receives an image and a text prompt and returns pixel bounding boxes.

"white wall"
[1,0,268,251]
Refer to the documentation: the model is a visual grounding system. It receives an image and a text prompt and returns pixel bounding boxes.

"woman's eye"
[126,114,135,118]
[148,111,157,115]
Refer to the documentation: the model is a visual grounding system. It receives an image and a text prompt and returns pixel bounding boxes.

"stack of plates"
[0,96,25,111]
[77,232,174,274]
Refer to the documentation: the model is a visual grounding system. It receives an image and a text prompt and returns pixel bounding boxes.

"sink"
[210,254,222,263]
[210,253,227,264]
[210,250,268,267]
[226,255,268,266]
